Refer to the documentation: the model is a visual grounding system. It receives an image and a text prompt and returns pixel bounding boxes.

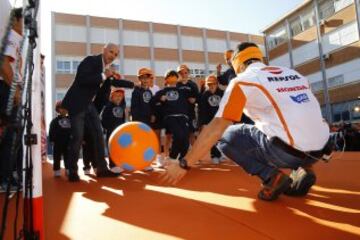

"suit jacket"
[62,54,134,115]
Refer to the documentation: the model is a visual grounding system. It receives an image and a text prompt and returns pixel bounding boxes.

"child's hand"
[150,115,156,123]
[160,95,167,102]
[188,97,196,104]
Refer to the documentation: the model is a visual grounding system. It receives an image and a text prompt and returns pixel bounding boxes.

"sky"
[9,0,304,125]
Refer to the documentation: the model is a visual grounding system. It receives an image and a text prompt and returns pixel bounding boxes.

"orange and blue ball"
[108,122,159,171]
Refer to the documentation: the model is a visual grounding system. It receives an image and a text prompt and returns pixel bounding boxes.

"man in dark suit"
[216,50,236,86]
[62,43,134,182]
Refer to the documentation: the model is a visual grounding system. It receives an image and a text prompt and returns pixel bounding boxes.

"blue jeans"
[217,124,318,182]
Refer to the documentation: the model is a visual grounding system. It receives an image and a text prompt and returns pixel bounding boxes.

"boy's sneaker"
[84,168,91,175]
[284,167,316,197]
[258,171,292,201]
[0,179,20,193]
[110,166,124,174]
[54,170,61,177]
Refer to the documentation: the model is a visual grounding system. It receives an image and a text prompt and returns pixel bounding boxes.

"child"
[101,88,126,173]
[153,70,196,161]
[49,101,71,177]
[199,75,224,164]
[176,64,200,144]
[131,68,154,126]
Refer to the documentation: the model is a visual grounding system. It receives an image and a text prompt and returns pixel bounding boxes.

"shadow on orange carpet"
[1,152,360,240]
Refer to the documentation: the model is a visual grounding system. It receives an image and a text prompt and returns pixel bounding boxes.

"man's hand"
[150,115,156,123]
[160,95,167,102]
[134,80,141,87]
[160,160,188,185]
[104,68,114,78]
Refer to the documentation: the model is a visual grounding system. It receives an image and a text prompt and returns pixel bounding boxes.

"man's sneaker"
[68,172,80,182]
[284,167,316,197]
[211,157,220,164]
[54,170,61,177]
[110,166,124,174]
[258,171,292,201]
[96,169,120,178]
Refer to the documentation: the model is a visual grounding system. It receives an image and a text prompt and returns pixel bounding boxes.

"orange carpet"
[1,152,360,240]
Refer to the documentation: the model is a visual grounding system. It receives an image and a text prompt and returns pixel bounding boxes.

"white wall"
[292,40,319,66]
[269,53,291,68]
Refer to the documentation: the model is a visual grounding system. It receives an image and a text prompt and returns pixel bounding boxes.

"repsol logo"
[268,75,301,82]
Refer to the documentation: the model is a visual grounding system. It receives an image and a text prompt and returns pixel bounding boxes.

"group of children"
[49,64,225,176]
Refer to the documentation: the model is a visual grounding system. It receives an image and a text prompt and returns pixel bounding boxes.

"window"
[56,91,66,101]
[290,17,302,36]
[301,10,316,31]
[55,24,87,42]
[319,0,353,20]
[153,33,178,49]
[328,74,344,88]
[72,60,81,73]
[267,27,287,50]
[310,81,323,92]
[56,56,85,74]
[181,36,204,51]
[123,59,151,75]
[123,30,150,47]
[154,60,179,76]
[56,60,71,74]
[289,8,315,37]
[207,38,227,53]
[90,27,119,44]
[189,69,206,78]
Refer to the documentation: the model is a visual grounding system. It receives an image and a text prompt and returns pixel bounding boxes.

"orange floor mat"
[1,152,360,240]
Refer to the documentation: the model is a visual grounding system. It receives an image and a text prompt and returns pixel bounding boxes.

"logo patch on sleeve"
[290,93,310,104]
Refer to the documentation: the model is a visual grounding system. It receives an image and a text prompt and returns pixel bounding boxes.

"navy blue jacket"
[131,87,153,125]
[199,88,224,126]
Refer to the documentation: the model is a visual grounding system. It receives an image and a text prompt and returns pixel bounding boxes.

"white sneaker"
[54,170,61,177]
[110,166,124,174]
[212,157,220,164]
[156,155,165,168]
